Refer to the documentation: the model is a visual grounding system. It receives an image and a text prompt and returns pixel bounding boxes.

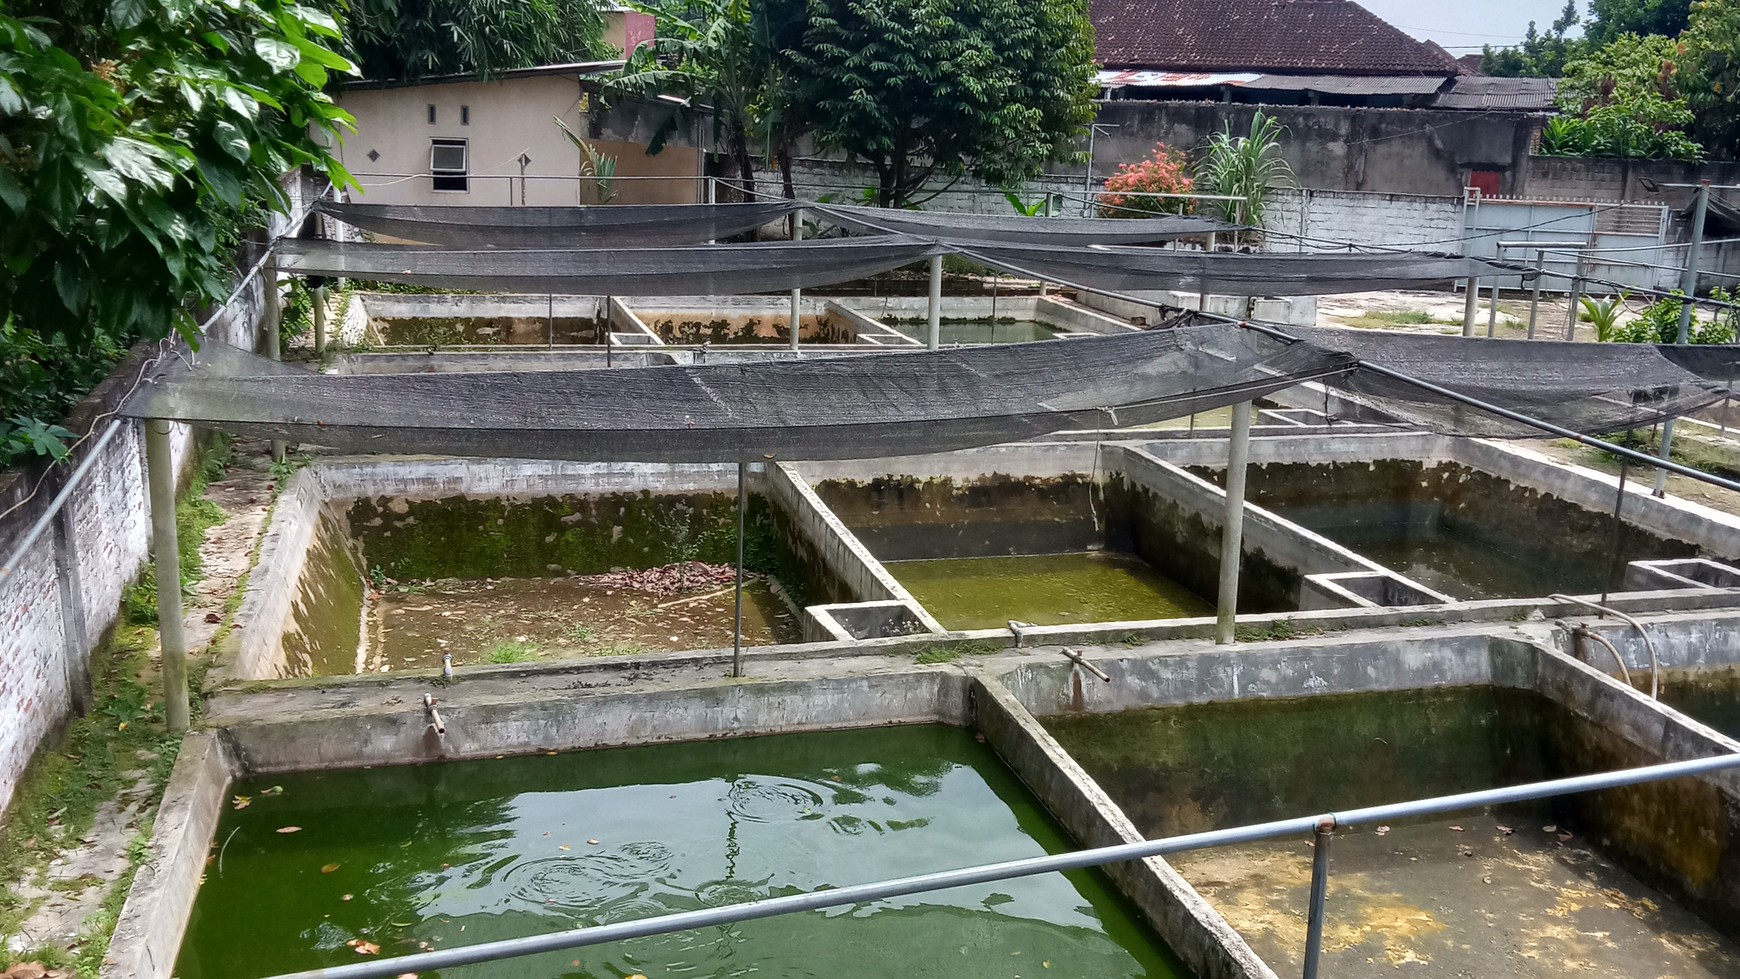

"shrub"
[1098,143,1195,217]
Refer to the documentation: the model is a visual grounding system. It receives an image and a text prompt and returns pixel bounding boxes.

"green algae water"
[177,726,1189,979]
[1660,669,1740,741]
[891,552,1211,630]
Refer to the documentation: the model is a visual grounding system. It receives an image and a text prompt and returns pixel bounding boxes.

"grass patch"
[914,640,1002,665]
[119,436,233,624]
[1341,309,1461,331]
[0,628,179,947]
[485,641,538,665]
[1583,429,1740,482]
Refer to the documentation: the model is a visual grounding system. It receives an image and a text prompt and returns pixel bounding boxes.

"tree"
[1556,32,1702,159]
[1482,1,1584,77]
[1585,0,1694,47]
[785,0,1096,207]
[344,0,607,81]
[1676,0,1740,157]
[610,0,767,197]
[0,0,354,462]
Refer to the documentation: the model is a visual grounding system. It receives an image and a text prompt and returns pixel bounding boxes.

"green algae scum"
[1044,688,1740,979]
[176,726,1190,979]
[1660,668,1740,741]
[891,552,1211,630]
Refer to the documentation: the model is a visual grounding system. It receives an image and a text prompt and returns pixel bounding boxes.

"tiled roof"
[1091,0,1462,76]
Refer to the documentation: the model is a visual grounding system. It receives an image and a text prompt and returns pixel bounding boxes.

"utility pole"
[1655,180,1712,497]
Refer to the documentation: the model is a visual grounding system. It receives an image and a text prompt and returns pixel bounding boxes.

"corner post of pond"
[1486,276,1500,338]
[1655,179,1711,497]
[790,208,803,353]
[312,282,328,356]
[927,254,943,351]
[732,456,748,679]
[1301,816,1335,979]
[1461,275,1479,337]
[263,256,285,463]
[1527,248,1545,338]
[1215,400,1254,644]
[1564,254,1586,340]
[145,419,190,733]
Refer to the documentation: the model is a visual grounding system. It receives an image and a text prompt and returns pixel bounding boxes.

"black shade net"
[1289,325,1735,437]
[125,328,1354,462]
[808,203,1239,245]
[318,200,794,247]
[963,242,1520,296]
[274,236,946,294]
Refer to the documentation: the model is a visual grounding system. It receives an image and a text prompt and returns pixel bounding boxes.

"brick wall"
[1265,187,1466,254]
[0,171,311,814]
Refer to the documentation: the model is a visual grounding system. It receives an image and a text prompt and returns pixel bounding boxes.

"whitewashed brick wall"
[1265,188,1466,254]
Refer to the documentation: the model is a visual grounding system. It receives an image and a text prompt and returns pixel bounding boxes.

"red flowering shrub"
[1098,143,1195,217]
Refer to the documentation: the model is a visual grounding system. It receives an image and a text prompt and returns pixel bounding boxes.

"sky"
[1356,0,1584,54]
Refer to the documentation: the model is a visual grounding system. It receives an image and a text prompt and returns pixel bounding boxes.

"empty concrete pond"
[890,318,1061,344]
[1194,459,1700,599]
[1044,686,1740,978]
[1661,668,1740,741]
[278,488,815,676]
[174,725,1190,979]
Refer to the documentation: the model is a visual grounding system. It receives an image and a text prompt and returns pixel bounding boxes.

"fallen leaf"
[558,845,571,851]
[587,839,600,846]
[1495,824,1514,835]
[1448,825,1464,832]
[1558,831,1574,842]
[204,612,221,624]
[322,863,341,874]
[117,722,128,732]
[232,795,252,810]
[354,941,381,956]
[342,894,354,901]
[277,826,302,834]
[260,785,285,797]
[1542,824,1557,833]
[1374,825,1390,836]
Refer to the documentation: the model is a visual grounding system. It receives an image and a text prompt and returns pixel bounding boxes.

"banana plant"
[555,118,618,204]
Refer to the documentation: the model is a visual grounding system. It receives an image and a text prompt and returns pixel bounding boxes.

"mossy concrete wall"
[814,472,1104,561]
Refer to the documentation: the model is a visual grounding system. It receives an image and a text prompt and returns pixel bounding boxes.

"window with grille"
[430,138,468,192]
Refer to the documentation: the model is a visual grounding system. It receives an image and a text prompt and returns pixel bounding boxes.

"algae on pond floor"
[890,318,1059,344]
[890,551,1211,631]
[362,576,801,672]
[373,315,602,345]
[175,726,1192,979]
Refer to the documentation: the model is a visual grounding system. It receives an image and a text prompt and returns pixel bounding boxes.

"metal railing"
[258,751,1740,979]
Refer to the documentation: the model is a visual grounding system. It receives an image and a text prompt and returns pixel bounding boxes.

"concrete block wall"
[1265,187,1465,254]
[225,470,326,684]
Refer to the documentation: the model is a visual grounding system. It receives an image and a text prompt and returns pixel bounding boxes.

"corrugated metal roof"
[1095,70,1263,88]
[1434,76,1558,110]
[1244,74,1448,95]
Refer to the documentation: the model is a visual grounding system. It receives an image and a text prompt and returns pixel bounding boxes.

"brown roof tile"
[1091,0,1461,76]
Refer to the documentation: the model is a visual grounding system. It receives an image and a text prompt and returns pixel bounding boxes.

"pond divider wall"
[973,677,1278,979]
[223,469,327,685]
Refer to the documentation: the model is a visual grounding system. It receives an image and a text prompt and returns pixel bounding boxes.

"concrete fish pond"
[173,726,1189,979]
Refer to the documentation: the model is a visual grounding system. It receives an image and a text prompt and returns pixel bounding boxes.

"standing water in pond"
[891,319,1060,344]
[176,726,1189,979]
[1044,687,1740,979]
[891,552,1211,630]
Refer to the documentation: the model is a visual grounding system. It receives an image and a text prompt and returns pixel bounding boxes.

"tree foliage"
[0,0,354,464]
[785,0,1096,207]
[1481,1,1584,77]
[1550,33,1703,159]
[1676,0,1740,157]
[1585,0,1694,46]
[344,0,608,81]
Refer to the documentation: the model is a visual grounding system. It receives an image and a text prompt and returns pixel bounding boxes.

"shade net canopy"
[810,203,1240,245]
[1288,325,1735,437]
[274,236,946,294]
[123,328,1354,462]
[278,235,1521,298]
[964,242,1520,296]
[317,201,794,247]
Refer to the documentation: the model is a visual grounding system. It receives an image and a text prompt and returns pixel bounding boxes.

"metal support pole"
[1486,277,1500,338]
[1038,194,1051,297]
[1302,817,1334,979]
[927,255,943,351]
[263,259,285,463]
[1461,277,1479,337]
[1199,233,1217,312]
[732,459,747,678]
[1215,401,1253,644]
[1564,255,1585,341]
[1527,248,1544,339]
[1655,181,1712,497]
[790,209,803,353]
[145,420,190,733]
[312,285,327,356]
[547,293,555,349]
